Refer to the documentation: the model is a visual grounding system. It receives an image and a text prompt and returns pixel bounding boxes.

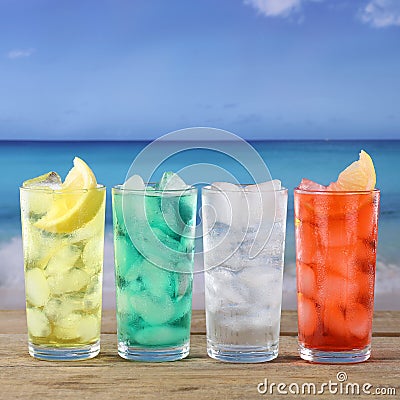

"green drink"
[112,173,197,361]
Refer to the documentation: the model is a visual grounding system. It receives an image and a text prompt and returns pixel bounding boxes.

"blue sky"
[0,0,399,140]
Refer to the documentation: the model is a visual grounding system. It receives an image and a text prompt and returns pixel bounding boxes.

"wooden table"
[0,310,399,399]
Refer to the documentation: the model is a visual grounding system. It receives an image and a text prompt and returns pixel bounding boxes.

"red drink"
[295,189,380,363]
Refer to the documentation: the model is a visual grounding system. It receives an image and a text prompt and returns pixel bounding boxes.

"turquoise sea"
[1,140,399,309]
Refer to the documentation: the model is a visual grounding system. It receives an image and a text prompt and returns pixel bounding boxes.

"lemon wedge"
[35,157,104,233]
[63,157,97,190]
[328,150,376,191]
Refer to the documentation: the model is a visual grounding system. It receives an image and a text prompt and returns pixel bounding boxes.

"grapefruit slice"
[298,150,376,191]
[328,150,376,191]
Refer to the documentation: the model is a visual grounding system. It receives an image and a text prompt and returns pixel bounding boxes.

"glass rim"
[202,184,287,193]
[112,183,197,194]
[294,187,380,195]
[19,183,106,193]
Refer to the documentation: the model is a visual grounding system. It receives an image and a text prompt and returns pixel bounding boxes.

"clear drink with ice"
[202,181,287,363]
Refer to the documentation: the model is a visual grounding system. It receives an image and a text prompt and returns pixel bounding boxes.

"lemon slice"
[328,150,376,191]
[35,157,104,233]
[63,157,97,190]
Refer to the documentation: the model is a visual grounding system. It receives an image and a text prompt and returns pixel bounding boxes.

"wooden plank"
[1,310,399,336]
[0,334,398,400]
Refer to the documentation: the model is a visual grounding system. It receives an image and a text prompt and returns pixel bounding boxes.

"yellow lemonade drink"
[20,157,106,360]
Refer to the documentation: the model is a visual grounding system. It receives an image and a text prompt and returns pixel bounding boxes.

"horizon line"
[1,138,400,143]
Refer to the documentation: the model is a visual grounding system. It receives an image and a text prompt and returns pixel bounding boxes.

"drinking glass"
[294,188,380,363]
[202,184,287,363]
[112,184,197,361]
[20,185,106,360]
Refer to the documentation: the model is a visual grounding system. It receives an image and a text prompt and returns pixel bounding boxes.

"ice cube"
[239,266,282,308]
[117,188,148,227]
[71,208,104,243]
[23,171,62,190]
[173,272,192,299]
[159,196,185,237]
[26,308,51,337]
[317,219,358,249]
[134,326,188,346]
[297,262,317,299]
[153,226,185,252]
[53,313,82,340]
[116,289,131,315]
[246,185,286,225]
[123,263,141,285]
[318,273,358,309]
[346,303,371,339]
[82,237,103,275]
[180,225,195,252]
[44,298,78,322]
[22,192,53,218]
[245,180,281,191]
[23,226,64,269]
[208,182,246,226]
[130,293,175,325]
[82,283,102,311]
[297,294,318,338]
[132,226,187,269]
[140,258,171,298]
[114,233,142,279]
[45,244,81,276]
[25,268,50,307]
[123,174,145,190]
[211,182,239,191]
[172,295,192,321]
[174,259,193,274]
[158,172,189,190]
[47,268,90,295]
[298,178,326,191]
[179,194,196,225]
[53,312,99,342]
[322,302,347,338]
[142,195,183,240]
[205,267,249,309]
[21,172,63,217]
[77,315,99,342]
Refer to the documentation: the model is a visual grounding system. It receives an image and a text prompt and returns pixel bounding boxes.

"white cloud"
[360,0,400,27]
[244,0,323,18]
[244,0,302,17]
[6,48,35,59]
